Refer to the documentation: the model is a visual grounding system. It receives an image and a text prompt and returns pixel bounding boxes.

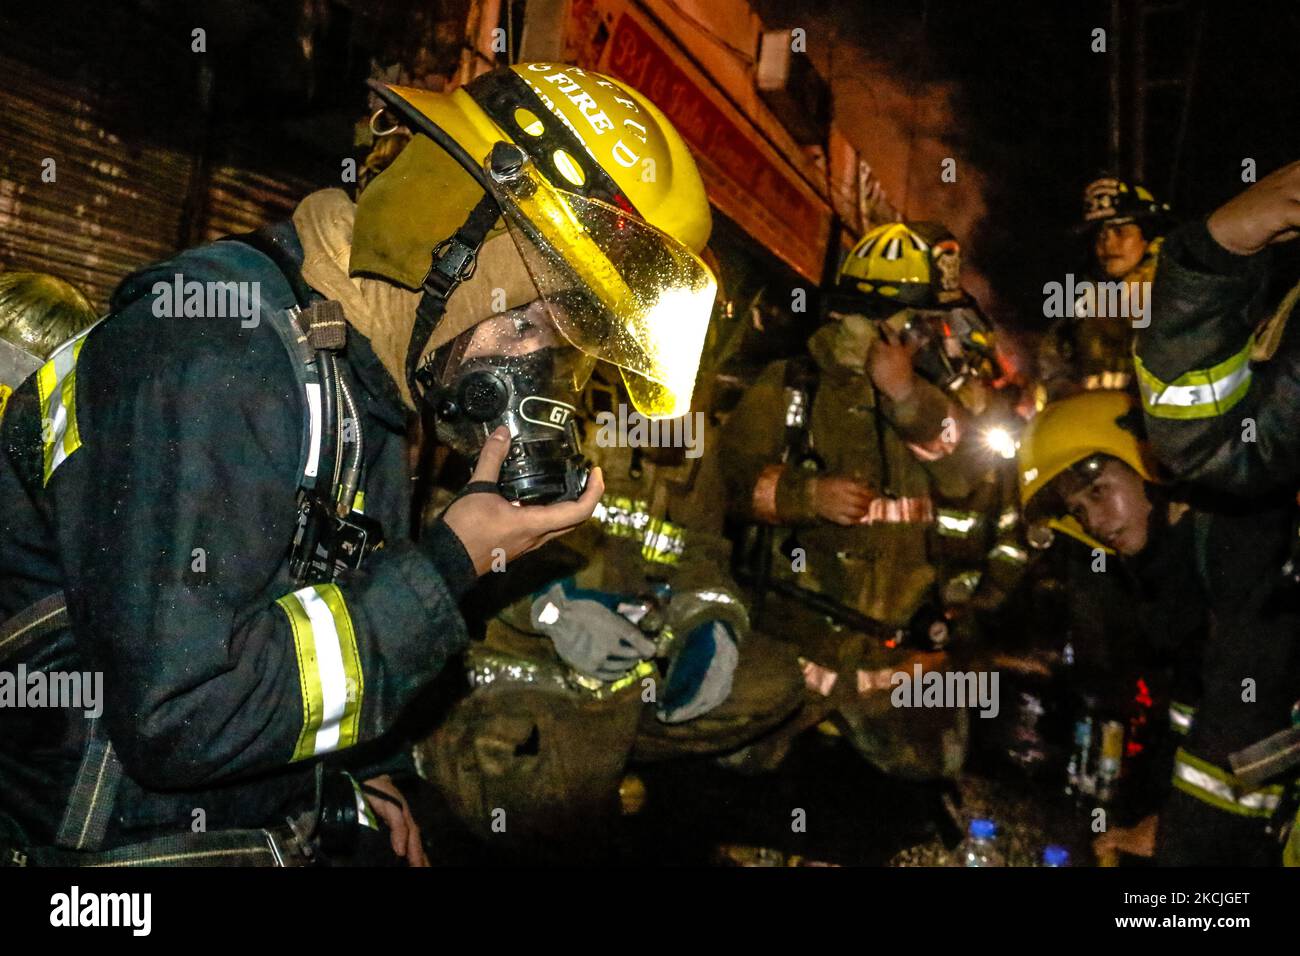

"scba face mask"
[424,301,589,504]
[891,305,997,393]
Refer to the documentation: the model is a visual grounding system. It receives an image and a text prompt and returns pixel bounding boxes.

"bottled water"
[955,818,1005,867]
[1042,844,1071,867]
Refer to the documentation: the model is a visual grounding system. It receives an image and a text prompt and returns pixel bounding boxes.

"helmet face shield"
[0,336,42,392]
[486,149,717,419]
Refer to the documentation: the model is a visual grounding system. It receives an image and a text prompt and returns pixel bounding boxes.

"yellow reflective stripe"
[36,336,88,484]
[1134,337,1254,420]
[277,590,322,762]
[316,583,364,749]
[1285,805,1300,867]
[607,658,656,695]
[642,516,685,564]
[276,583,364,761]
[592,495,652,540]
[1172,748,1282,817]
[60,360,81,460]
[0,383,11,424]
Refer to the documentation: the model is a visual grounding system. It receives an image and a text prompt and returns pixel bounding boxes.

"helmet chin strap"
[406,191,501,404]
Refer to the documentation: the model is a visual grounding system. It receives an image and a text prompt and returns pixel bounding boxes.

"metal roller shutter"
[0,53,193,310]
[200,165,316,243]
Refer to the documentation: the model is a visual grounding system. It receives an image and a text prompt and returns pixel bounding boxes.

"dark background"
[2,0,1297,360]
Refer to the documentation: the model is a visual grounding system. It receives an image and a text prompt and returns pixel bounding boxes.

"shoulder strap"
[780,354,819,463]
[0,592,68,666]
[221,228,341,494]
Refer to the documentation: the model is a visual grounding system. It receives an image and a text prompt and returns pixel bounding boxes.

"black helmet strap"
[406,191,501,404]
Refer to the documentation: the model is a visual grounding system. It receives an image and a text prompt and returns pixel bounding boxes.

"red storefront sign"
[584,11,831,283]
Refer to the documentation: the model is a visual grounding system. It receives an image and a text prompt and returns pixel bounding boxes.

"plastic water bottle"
[955,819,1005,867]
[1042,844,1071,867]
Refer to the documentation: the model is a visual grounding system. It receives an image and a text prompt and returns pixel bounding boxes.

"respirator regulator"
[420,303,589,505]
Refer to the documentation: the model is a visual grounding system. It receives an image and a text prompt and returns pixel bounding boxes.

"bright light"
[983,425,1018,460]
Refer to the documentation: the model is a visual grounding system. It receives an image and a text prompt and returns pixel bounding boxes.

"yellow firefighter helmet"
[1017,390,1158,549]
[358,63,716,418]
[836,221,967,309]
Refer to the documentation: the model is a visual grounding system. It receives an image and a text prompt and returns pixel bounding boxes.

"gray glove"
[657,621,739,724]
[530,582,658,682]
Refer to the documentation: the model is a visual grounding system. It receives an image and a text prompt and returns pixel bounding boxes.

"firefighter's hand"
[362,775,428,867]
[1092,813,1158,861]
[867,324,920,402]
[1207,159,1300,255]
[443,427,604,576]
[811,475,875,525]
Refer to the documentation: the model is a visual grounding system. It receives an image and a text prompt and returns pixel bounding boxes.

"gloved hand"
[530,581,658,682]
[657,621,738,724]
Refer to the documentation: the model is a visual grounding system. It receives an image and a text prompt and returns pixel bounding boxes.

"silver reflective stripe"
[347,775,379,830]
[783,387,807,428]
[990,543,1029,564]
[293,586,350,755]
[37,333,93,483]
[997,507,1019,532]
[1134,338,1255,420]
[276,583,363,762]
[937,510,978,535]
[1143,362,1251,411]
[1173,758,1280,814]
[1168,703,1195,734]
[303,382,322,479]
[693,591,736,605]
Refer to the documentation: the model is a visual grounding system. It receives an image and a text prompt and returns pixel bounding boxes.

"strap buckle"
[422,237,479,297]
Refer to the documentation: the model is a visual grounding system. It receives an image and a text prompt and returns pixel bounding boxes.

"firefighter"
[931,359,1033,643]
[1134,158,1300,864]
[719,221,987,782]
[1040,176,1172,399]
[0,271,98,419]
[0,62,718,866]
[417,348,806,854]
[1018,390,1300,865]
